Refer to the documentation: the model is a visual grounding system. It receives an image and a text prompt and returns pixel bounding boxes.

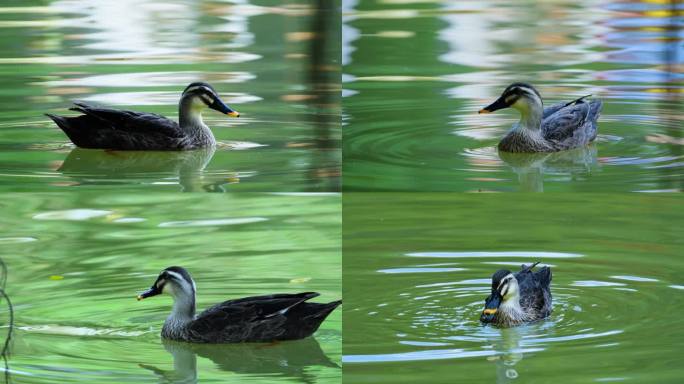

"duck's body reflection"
[57,147,237,192]
[140,337,339,384]
[498,145,597,192]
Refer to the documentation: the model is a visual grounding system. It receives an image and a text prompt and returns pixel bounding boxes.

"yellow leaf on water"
[290,277,311,284]
[49,275,64,280]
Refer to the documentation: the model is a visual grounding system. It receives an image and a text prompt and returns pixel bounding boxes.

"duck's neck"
[497,295,528,325]
[514,100,543,133]
[179,98,216,145]
[166,293,196,328]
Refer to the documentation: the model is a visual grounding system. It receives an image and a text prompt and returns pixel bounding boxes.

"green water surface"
[343,193,683,383]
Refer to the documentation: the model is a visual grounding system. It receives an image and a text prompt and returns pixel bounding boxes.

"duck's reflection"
[485,327,525,383]
[57,147,238,192]
[140,337,339,384]
[498,145,597,192]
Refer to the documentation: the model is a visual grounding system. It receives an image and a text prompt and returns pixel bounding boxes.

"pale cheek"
[190,98,207,111]
[511,99,528,112]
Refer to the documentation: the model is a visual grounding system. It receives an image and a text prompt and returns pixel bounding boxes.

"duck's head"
[181,82,240,118]
[478,83,542,116]
[137,266,196,302]
[481,269,519,323]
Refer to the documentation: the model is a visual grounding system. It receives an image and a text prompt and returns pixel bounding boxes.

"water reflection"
[461,146,598,192]
[487,327,525,383]
[141,337,339,384]
[58,147,227,192]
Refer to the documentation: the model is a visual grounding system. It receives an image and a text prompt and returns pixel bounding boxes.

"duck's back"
[515,265,552,319]
[46,102,192,150]
[542,98,602,151]
[182,293,341,343]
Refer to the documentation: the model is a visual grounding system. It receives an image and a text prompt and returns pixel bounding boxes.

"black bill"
[480,292,502,323]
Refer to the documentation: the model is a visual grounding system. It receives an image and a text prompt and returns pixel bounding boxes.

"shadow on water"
[140,337,339,384]
[57,147,240,192]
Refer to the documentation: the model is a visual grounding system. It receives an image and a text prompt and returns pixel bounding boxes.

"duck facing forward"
[137,266,341,343]
[479,83,602,153]
[46,82,240,151]
[480,262,552,327]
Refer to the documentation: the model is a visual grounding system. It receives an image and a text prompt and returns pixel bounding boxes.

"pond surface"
[343,0,683,192]
[343,193,683,383]
[0,0,340,192]
[0,192,341,383]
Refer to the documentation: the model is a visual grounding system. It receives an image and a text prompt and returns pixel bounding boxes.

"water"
[0,0,341,192]
[0,192,341,383]
[343,0,683,192]
[343,193,683,383]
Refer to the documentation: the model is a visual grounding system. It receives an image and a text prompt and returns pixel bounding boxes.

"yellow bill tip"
[227,111,240,117]
[478,109,491,114]
[136,295,144,301]
[483,308,497,315]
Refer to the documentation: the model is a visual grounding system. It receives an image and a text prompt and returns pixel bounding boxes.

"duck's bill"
[480,293,502,323]
[209,97,240,117]
[478,96,509,114]
[137,286,161,301]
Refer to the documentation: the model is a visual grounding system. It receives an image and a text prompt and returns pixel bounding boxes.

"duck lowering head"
[46,82,240,151]
[479,83,602,153]
[137,266,341,343]
[480,262,552,327]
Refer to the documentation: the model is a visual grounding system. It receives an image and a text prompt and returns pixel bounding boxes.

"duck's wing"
[47,102,186,150]
[187,292,339,342]
[515,264,552,316]
[542,98,602,149]
[542,95,592,119]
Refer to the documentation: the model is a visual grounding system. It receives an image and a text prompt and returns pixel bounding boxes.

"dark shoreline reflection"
[140,337,339,384]
[58,147,231,192]
[306,0,341,191]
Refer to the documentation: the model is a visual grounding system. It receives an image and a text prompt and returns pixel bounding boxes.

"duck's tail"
[46,113,80,145]
[314,300,342,318]
[563,94,592,108]
[520,261,540,273]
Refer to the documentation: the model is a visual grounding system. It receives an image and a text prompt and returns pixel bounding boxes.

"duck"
[480,262,552,327]
[137,266,341,343]
[478,83,602,153]
[46,82,240,151]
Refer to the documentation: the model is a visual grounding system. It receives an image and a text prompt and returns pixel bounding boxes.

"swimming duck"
[479,83,602,153]
[480,262,552,327]
[46,82,240,150]
[137,266,341,343]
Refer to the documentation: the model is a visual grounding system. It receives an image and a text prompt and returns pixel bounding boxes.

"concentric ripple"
[345,254,680,381]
